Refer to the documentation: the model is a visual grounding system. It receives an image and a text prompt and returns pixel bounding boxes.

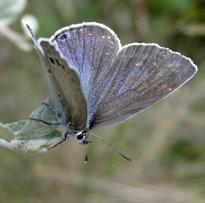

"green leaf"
[0,98,65,153]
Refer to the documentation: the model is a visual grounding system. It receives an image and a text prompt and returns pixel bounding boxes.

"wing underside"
[39,40,87,131]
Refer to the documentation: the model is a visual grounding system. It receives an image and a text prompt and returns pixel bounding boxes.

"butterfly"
[25,22,197,147]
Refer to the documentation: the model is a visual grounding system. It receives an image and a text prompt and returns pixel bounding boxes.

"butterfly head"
[75,129,90,145]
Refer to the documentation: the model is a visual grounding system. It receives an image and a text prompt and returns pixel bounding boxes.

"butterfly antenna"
[22,22,44,54]
[25,23,36,40]
[90,133,132,162]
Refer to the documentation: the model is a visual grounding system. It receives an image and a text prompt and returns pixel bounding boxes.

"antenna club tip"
[120,153,132,162]
[21,20,29,28]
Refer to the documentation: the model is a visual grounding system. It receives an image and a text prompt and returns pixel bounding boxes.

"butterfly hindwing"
[91,43,197,129]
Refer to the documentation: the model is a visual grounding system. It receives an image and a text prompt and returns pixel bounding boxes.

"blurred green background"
[0,0,205,202]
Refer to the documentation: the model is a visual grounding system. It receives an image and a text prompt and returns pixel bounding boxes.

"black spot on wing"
[49,57,55,64]
[56,59,60,66]
[59,33,67,40]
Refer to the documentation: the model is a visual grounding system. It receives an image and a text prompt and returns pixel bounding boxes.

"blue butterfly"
[26,22,197,150]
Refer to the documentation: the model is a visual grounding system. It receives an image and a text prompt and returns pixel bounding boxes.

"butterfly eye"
[77,133,84,141]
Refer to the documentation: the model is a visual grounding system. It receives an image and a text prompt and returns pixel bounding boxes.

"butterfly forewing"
[39,40,87,131]
[91,43,197,129]
[51,23,121,122]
